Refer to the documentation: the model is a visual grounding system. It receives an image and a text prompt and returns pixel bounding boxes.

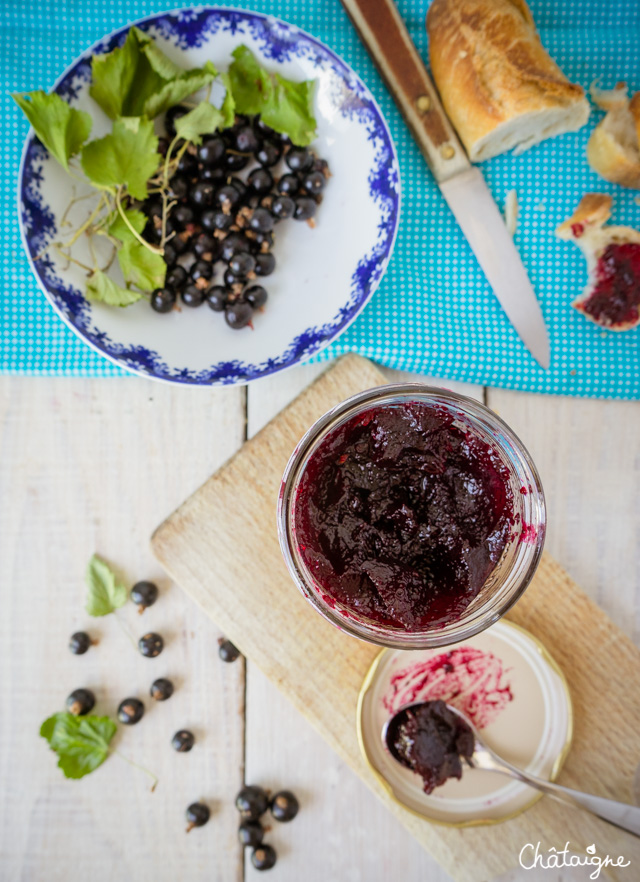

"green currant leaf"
[86,270,143,307]
[227,46,317,146]
[85,554,129,615]
[218,72,236,130]
[89,28,143,120]
[142,62,217,119]
[107,208,147,244]
[12,91,92,170]
[118,241,166,292]
[40,712,117,779]
[174,100,225,145]
[80,116,160,200]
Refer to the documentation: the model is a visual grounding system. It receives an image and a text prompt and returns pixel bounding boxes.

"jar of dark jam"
[278,385,546,649]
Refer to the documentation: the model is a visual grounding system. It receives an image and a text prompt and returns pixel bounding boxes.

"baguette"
[556,194,640,331]
[426,0,590,162]
[587,83,640,189]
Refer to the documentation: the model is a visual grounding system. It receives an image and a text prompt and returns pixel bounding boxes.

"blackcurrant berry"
[215,185,242,211]
[173,204,195,229]
[190,260,214,283]
[131,581,158,611]
[150,288,176,313]
[198,136,225,166]
[270,790,299,822]
[247,168,273,195]
[69,631,91,655]
[66,688,95,716]
[229,252,256,277]
[118,697,144,725]
[254,252,276,276]
[278,173,299,196]
[172,729,195,752]
[271,195,295,220]
[182,284,205,307]
[225,302,253,330]
[251,844,277,871]
[189,181,215,209]
[186,802,210,832]
[249,208,274,233]
[224,267,242,288]
[234,125,260,154]
[166,265,188,291]
[235,785,269,820]
[286,147,313,173]
[150,678,174,701]
[250,231,274,252]
[255,140,282,167]
[238,820,264,848]
[202,209,232,232]
[193,232,219,260]
[168,175,189,200]
[143,199,163,220]
[139,633,164,658]
[253,117,276,138]
[177,152,197,176]
[221,233,251,262]
[244,285,268,308]
[163,242,179,266]
[199,165,225,183]
[224,152,250,172]
[206,286,227,312]
[294,197,317,221]
[218,638,241,662]
[301,170,326,196]
[228,176,248,201]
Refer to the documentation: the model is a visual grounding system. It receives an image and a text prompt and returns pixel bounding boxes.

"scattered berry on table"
[186,802,210,832]
[130,581,159,612]
[244,285,268,309]
[118,697,145,725]
[225,302,253,330]
[235,785,269,820]
[251,844,277,871]
[206,286,228,312]
[171,729,195,752]
[294,197,317,222]
[66,688,95,716]
[218,638,241,662]
[238,820,264,848]
[139,632,164,658]
[182,284,205,307]
[270,790,299,822]
[150,678,174,701]
[69,631,92,655]
[254,253,276,277]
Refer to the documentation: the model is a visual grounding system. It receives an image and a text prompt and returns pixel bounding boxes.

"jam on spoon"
[385,699,475,794]
[293,402,513,631]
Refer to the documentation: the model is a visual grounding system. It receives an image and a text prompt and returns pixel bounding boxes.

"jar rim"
[277,384,546,649]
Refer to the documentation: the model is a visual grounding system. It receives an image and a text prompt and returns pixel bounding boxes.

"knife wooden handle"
[340,0,469,182]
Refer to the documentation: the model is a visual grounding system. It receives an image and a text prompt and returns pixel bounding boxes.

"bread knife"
[339,0,551,369]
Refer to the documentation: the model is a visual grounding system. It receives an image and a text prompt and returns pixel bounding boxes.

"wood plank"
[244,362,483,881]
[153,355,640,882]
[0,377,246,882]
[486,389,640,642]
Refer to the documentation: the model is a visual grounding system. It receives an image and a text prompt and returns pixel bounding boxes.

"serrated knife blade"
[339,0,550,369]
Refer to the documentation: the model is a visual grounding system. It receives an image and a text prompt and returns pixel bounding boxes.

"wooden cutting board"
[152,355,640,881]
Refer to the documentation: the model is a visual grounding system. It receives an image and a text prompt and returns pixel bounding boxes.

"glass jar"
[277,384,546,649]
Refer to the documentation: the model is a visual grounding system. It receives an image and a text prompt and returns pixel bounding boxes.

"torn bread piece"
[426,0,590,162]
[556,194,640,331]
[587,83,640,189]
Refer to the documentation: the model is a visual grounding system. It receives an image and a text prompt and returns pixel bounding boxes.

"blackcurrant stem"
[52,244,95,274]
[62,193,107,248]
[113,750,158,792]
[115,188,163,254]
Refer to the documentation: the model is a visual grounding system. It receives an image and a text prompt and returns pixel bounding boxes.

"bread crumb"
[534,200,546,212]
[504,189,519,236]
[635,195,640,206]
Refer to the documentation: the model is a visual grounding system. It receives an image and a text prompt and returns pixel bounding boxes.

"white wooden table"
[1,361,638,882]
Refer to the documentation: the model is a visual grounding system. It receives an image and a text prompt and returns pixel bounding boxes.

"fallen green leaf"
[87,270,143,307]
[12,91,92,170]
[40,712,117,779]
[85,554,129,614]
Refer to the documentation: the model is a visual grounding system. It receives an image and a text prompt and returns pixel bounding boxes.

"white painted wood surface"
[0,363,638,882]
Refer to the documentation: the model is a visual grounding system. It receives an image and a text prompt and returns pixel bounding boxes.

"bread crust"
[586,85,640,189]
[427,0,589,161]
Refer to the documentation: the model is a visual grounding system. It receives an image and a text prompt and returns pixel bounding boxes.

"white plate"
[18,7,400,385]
[357,619,573,826]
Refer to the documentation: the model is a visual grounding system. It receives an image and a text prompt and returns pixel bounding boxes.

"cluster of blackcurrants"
[67,580,244,810]
[144,105,330,329]
[236,783,300,871]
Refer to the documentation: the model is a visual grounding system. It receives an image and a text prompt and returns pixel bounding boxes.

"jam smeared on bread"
[556,194,640,331]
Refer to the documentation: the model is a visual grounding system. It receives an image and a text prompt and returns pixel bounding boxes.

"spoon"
[383,701,640,837]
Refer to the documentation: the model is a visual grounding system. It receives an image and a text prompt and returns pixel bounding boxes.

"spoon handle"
[482,754,640,837]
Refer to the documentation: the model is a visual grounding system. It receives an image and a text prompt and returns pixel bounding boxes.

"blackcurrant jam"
[292,401,514,631]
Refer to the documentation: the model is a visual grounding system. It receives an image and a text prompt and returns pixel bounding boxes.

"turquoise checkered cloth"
[2,0,639,395]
